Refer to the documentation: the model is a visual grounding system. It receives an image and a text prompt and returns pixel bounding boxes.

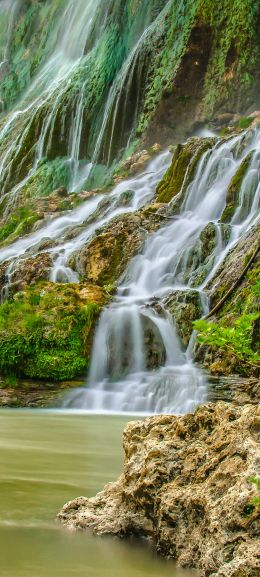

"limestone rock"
[155,137,215,205]
[0,252,53,297]
[69,204,166,286]
[59,402,260,577]
[164,289,203,345]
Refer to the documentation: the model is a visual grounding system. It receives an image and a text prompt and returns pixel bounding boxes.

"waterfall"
[0,3,259,415]
[0,0,165,210]
[65,128,260,414]
[0,151,171,278]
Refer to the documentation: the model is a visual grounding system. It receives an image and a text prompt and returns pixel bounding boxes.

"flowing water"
[0,130,259,414]
[0,410,195,577]
[0,3,259,416]
[66,129,260,413]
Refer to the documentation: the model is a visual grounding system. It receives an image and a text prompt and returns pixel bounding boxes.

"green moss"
[200,0,260,117]
[1,0,260,207]
[237,117,254,129]
[0,282,103,381]
[221,153,252,222]
[22,157,70,199]
[197,264,260,375]
[156,138,214,204]
[0,206,38,245]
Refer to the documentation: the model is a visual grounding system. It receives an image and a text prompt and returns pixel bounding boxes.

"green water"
[0,410,195,577]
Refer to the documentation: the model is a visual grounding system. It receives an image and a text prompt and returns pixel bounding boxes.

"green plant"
[0,283,102,381]
[237,117,253,130]
[249,477,260,508]
[194,313,260,371]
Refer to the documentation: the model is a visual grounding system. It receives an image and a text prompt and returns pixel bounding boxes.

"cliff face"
[0,2,259,391]
[59,402,260,577]
[1,0,260,206]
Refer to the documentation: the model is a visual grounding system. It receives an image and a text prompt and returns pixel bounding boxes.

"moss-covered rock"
[205,223,259,307]
[0,205,39,246]
[0,252,53,298]
[0,282,107,381]
[164,289,203,346]
[221,152,253,223]
[195,225,260,375]
[69,203,167,286]
[155,137,214,205]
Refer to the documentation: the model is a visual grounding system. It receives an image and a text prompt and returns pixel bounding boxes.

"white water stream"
[66,129,260,413]
[0,0,165,210]
[0,129,259,413]
[0,3,259,415]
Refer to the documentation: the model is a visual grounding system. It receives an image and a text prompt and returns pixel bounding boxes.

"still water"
[0,410,195,577]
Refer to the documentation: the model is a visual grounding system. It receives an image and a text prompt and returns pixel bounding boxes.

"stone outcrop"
[155,137,215,205]
[59,402,260,577]
[163,289,203,346]
[69,204,167,286]
[0,252,53,297]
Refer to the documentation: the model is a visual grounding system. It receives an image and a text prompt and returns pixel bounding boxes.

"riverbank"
[0,377,85,407]
[59,401,260,577]
[0,374,258,408]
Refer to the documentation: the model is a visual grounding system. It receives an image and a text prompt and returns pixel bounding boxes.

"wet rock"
[59,402,260,577]
[164,289,203,346]
[113,147,161,183]
[69,205,166,286]
[205,223,259,308]
[0,377,85,408]
[1,252,53,297]
[155,136,215,206]
[24,238,56,254]
[221,152,253,223]
[207,375,260,405]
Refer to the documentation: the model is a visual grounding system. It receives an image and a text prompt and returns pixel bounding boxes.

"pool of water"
[0,410,195,577]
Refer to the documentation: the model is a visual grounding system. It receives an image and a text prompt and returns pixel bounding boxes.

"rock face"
[59,402,260,577]
[205,223,259,308]
[69,204,166,286]
[155,137,215,205]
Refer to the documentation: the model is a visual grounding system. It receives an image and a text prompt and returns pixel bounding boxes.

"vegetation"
[195,314,260,373]
[249,477,260,508]
[0,206,38,245]
[0,283,103,381]
[195,268,260,375]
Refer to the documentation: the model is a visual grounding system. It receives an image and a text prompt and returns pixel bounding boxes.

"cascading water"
[0,151,171,283]
[0,0,168,211]
[65,129,260,414]
[0,3,259,415]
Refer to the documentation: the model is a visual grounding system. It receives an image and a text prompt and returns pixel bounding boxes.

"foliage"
[0,283,101,381]
[23,157,70,198]
[194,313,260,371]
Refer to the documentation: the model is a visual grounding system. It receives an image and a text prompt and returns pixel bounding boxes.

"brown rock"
[0,252,53,297]
[59,402,260,577]
[69,205,166,286]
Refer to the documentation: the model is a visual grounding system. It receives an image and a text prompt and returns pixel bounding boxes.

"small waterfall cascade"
[0,0,167,210]
[0,151,171,281]
[65,129,260,414]
[0,4,259,415]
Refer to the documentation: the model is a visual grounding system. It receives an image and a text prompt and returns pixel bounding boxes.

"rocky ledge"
[59,402,260,577]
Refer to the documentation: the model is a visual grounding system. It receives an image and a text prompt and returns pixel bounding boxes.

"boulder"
[69,204,166,286]
[59,402,260,577]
